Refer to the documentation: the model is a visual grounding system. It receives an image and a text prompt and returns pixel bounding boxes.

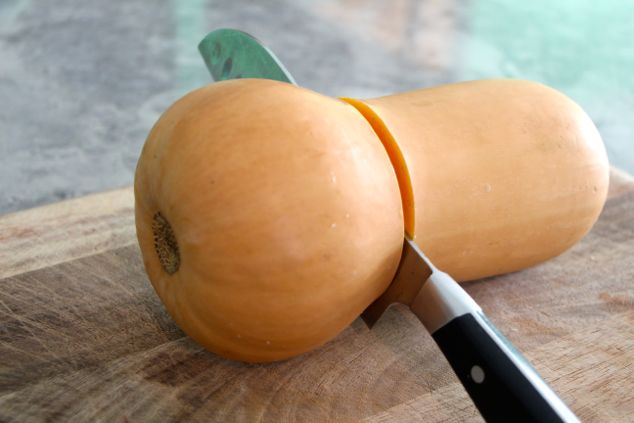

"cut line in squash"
[341,97,415,238]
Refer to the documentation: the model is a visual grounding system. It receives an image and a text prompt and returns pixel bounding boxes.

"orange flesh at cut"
[341,97,415,238]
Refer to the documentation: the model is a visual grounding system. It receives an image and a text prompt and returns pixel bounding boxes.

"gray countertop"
[1,0,633,214]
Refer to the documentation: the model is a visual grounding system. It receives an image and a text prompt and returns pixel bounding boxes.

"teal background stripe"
[459,0,634,170]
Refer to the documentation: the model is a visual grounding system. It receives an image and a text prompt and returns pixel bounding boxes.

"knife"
[198,28,580,423]
[366,238,580,422]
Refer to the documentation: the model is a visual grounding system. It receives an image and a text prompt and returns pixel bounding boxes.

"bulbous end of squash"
[134,79,404,362]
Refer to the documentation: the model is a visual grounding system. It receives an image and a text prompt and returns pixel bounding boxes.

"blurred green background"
[461,0,633,171]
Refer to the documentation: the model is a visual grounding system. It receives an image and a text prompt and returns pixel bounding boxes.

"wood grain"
[0,169,632,422]
[0,187,135,279]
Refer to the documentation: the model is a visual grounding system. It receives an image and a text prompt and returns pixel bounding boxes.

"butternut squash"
[134,78,608,362]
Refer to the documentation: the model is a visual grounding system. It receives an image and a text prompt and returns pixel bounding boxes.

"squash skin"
[363,79,609,281]
[134,79,405,362]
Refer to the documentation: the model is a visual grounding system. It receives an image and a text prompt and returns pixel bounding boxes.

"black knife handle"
[432,313,564,422]
[431,311,575,422]
[409,266,579,423]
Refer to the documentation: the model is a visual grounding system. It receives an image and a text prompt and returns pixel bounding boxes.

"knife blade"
[197,28,579,422]
[198,28,296,84]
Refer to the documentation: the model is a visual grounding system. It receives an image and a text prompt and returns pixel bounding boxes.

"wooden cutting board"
[1,168,633,423]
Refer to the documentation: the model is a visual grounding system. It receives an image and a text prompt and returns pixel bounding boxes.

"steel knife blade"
[198,28,296,84]
[362,237,482,332]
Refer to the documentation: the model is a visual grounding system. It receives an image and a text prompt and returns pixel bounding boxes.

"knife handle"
[411,271,580,423]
